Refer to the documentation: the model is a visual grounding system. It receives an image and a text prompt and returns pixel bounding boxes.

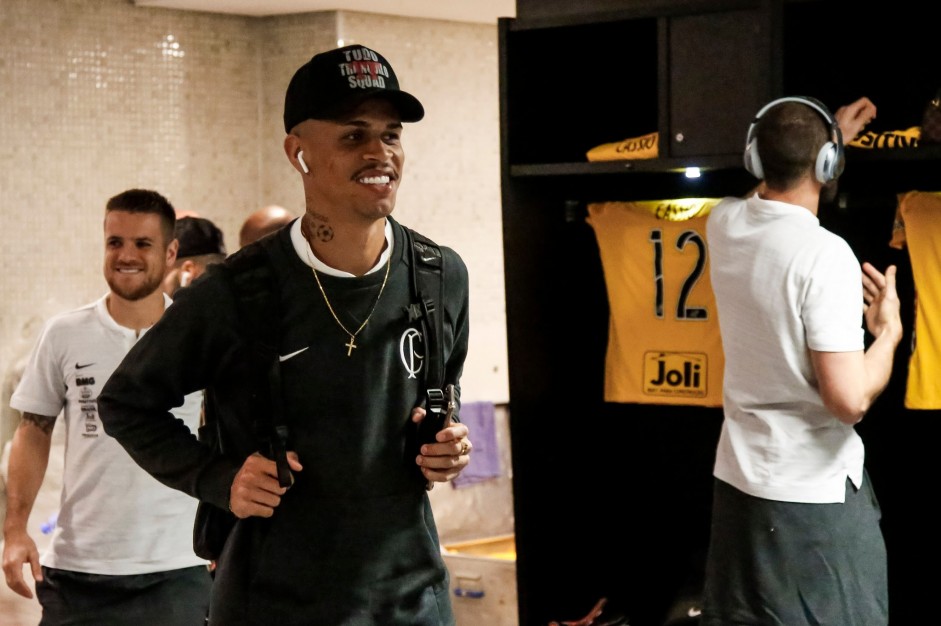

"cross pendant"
[345,336,357,356]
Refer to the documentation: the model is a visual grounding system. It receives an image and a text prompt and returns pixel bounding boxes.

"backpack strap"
[402,227,448,417]
[221,245,292,488]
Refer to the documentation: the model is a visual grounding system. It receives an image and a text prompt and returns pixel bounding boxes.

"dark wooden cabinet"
[503,0,770,176]
[666,8,769,157]
[501,1,941,624]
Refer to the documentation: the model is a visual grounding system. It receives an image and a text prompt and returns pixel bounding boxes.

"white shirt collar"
[290,217,393,278]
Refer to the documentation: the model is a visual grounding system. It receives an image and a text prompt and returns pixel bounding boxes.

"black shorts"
[701,474,888,626]
[36,564,211,626]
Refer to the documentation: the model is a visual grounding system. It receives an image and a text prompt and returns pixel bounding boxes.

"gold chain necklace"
[307,245,392,356]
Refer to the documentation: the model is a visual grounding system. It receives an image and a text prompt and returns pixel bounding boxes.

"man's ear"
[284,134,299,157]
[181,258,199,280]
[166,238,179,267]
[284,134,307,175]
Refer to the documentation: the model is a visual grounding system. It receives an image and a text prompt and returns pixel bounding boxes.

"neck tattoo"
[305,240,392,356]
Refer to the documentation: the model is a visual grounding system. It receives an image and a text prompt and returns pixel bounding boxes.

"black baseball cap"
[175,216,226,258]
[283,44,424,133]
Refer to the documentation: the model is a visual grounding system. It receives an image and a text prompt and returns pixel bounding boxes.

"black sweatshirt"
[98,218,470,625]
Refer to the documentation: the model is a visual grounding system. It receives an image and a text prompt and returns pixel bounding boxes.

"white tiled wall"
[0,0,508,405]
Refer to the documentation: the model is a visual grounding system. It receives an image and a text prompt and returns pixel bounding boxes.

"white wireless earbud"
[180,270,192,288]
[297,150,309,174]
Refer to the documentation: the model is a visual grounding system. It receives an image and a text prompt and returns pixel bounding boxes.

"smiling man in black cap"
[98,45,473,625]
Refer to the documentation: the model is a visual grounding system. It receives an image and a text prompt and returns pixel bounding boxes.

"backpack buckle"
[426,388,446,414]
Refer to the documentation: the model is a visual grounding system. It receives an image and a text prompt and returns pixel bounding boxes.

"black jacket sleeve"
[98,266,246,510]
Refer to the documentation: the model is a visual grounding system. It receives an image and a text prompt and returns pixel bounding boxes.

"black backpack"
[192,224,449,561]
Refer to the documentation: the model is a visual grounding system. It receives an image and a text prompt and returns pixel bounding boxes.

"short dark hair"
[755,102,830,191]
[175,216,227,259]
[105,189,176,244]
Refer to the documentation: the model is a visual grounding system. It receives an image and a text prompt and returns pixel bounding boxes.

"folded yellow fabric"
[623,197,720,221]
[587,131,658,161]
[848,127,921,149]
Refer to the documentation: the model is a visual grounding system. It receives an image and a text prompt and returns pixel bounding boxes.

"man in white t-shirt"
[1,189,211,624]
[701,96,901,626]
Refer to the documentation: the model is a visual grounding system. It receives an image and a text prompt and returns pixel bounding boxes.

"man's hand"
[228,451,303,519]
[412,407,471,487]
[2,528,42,599]
[862,261,902,344]
[2,416,54,599]
[835,96,877,143]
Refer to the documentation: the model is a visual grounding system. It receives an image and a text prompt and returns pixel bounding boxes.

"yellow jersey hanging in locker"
[889,190,941,409]
[587,199,724,407]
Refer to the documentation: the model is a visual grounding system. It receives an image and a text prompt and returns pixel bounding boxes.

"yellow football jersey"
[889,190,941,409]
[587,199,724,406]
[848,127,921,149]
[586,131,659,161]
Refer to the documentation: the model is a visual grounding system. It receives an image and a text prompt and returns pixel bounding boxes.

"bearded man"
[2,189,211,625]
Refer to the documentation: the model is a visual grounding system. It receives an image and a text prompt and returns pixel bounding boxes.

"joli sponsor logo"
[643,351,707,398]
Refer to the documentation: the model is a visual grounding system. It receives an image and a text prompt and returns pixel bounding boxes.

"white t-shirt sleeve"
[9,321,67,418]
[802,236,865,353]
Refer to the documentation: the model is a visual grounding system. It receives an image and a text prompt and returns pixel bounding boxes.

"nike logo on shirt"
[278,347,309,362]
[75,362,95,369]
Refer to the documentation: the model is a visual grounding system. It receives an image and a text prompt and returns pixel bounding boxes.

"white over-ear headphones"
[297,150,309,174]
[743,96,844,184]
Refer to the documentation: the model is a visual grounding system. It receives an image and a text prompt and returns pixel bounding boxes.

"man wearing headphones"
[701,96,901,625]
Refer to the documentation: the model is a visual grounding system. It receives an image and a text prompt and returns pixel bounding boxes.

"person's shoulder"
[199,237,290,312]
[705,195,744,225]
[25,299,101,356]
[225,224,296,274]
[42,299,101,333]
[396,221,469,277]
[439,244,468,275]
[220,241,270,274]
[715,194,749,210]
[431,243,469,285]
[168,260,242,313]
[815,224,855,253]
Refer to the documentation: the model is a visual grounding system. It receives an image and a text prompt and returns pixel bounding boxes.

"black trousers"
[36,565,211,626]
[701,474,888,626]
